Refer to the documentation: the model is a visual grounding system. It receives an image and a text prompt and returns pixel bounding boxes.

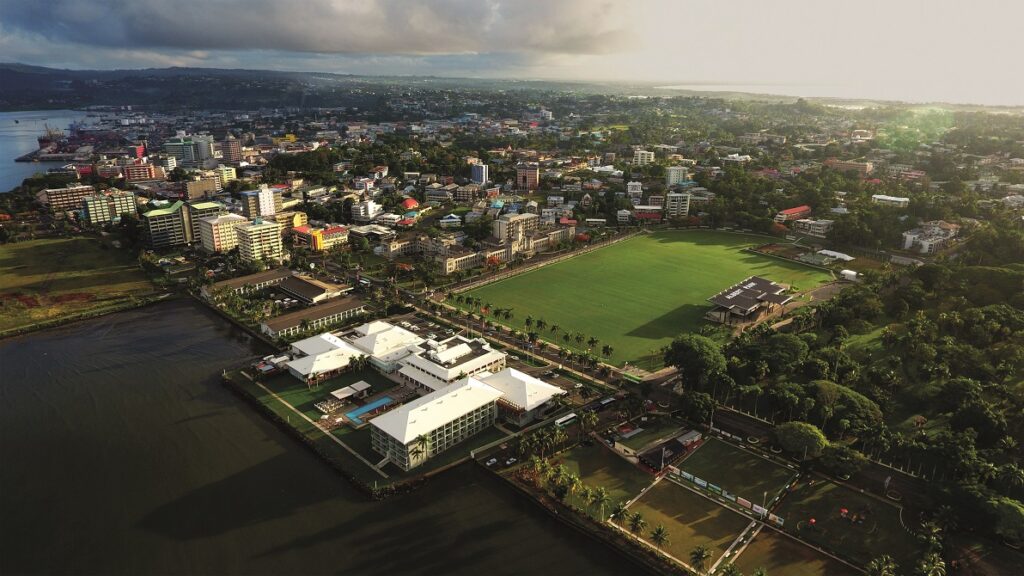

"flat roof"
[263,297,367,332]
[481,368,565,412]
[370,377,502,444]
[708,275,789,312]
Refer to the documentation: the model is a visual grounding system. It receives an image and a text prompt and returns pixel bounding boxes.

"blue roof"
[491,200,505,208]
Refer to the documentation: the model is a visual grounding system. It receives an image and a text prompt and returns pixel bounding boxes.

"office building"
[215,165,237,185]
[123,163,161,182]
[871,194,910,208]
[792,218,834,238]
[220,135,242,164]
[470,163,489,185]
[352,199,383,223]
[163,133,215,167]
[184,176,219,200]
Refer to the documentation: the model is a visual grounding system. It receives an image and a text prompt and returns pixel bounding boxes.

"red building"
[774,205,812,223]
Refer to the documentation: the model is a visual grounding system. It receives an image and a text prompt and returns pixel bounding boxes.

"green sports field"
[678,438,797,504]
[624,479,751,567]
[460,231,832,365]
[731,528,860,576]
[555,443,653,504]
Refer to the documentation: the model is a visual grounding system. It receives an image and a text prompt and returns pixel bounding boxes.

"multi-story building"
[665,192,691,218]
[241,186,282,218]
[41,184,95,212]
[123,163,160,182]
[493,212,540,252]
[632,205,664,222]
[774,205,813,223]
[188,201,226,244]
[352,199,383,223]
[198,213,247,253]
[627,181,644,205]
[214,165,237,185]
[470,163,489,185]
[163,133,215,167]
[220,135,242,164]
[292,225,349,252]
[260,297,368,339]
[825,158,874,177]
[665,165,690,187]
[633,150,655,165]
[902,220,959,254]
[81,190,137,225]
[792,218,834,238]
[370,377,502,471]
[184,176,219,200]
[142,201,190,249]
[515,162,540,191]
[871,194,910,208]
[236,220,284,263]
[397,335,507,393]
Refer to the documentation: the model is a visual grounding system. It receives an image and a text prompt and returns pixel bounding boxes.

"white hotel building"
[397,335,506,392]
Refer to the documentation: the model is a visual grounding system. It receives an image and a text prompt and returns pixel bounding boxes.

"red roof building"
[400,198,419,210]
[774,205,812,223]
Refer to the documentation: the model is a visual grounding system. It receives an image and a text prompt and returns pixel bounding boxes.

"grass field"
[0,237,153,333]
[625,479,750,567]
[619,417,687,452]
[774,477,922,568]
[678,438,797,503]
[731,528,860,576]
[555,443,653,504]
[460,231,832,365]
[261,369,399,422]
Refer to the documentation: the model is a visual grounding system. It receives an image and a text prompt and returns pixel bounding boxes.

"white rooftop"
[285,342,361,377]
[291,332,349,356]
[480,368,565,412]
[370,377,502,445]
[348,321,423,362]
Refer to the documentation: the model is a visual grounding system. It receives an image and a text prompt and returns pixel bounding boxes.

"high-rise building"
[633,150,655,166]
[665,192,691,218]
[237,220,285,263]
[215,165,237,185]
[665,166,690,187]
[142,201,189,249]
[184,176,219,200]
[515,162,539,191]
[198,213,247,253]
[470,163,489,185]
[40,184,96,212]
[163,133,215,167]
[220,135,242,164]
[627,181,644,205]
[123,163,160,182]
[81,190,137,225]
[241,186,282,218]
[351,199,383,222]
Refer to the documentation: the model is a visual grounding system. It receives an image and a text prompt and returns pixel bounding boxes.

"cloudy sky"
[1,0,1022,105]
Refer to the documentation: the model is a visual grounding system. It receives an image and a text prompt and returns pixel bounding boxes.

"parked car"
[505,457,517,466]
[485,458,498,466]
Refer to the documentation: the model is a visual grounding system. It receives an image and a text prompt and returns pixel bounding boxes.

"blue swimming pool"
[346,396,394,426]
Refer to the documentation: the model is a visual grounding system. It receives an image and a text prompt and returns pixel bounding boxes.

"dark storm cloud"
[0,0,627,56]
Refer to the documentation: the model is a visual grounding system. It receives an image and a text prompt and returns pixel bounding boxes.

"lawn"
[731,528,860,576]
[619,417,687,452]
[624,479,750,568]
[261,369,399,422]
[678,438,797,504]
[774,477,922,569]
[554,443,653,504]
[0,237,154,333]
[460,230,832,365]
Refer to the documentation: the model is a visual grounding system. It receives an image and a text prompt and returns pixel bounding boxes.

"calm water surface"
[0,299,645,575]
[0,110,90,192]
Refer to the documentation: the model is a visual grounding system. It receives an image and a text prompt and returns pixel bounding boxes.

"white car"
[505,457,517,465]
[485,458,498,466]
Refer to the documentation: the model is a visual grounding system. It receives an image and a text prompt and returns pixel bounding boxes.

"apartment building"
[665,165,690,187]
[41,184,95,212]
[236,220,284,263]
[81,190,137,225]
[825,158,874,177]
[633,150,655,165]
[198,213,248,253]
[792,218,834,238]
[665,192,691,218]
[871,194,910,208]
[241,186,282,218]
[515,162,540,191]
[470,163,489,185]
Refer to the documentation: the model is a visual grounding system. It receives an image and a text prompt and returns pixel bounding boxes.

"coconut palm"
[628,511,646,535]
[592,486,611,520]
[719,564,742,576]
[690,544,711,575]
[550,323,560,334]
[587,336,599,349]
[865,555,898,576]
[997,463,1024,489]
[610,500,628,522]
[578,485,593,510]
[649,525,669,550]
[916,553,946,576]
[565,474,583,499]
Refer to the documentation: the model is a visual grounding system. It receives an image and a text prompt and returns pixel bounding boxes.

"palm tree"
[610,500,628,523]
[628,511,646,535]
[689,544,711,575]
[578,485,594,510]
[865,555,898,576]
[719,564,742,576]
[751,569,767,576]
[587,336,599,349]
[997,463,1024,490]
[917,552,946,576]
[565,474,583,500]
[580,410,598,441]
[550,323,560,334]
[592,486,611,520]
[649,525,669,550]
[525,315,533,329]
[536,318,547,331]
[574,332,585,345]
[601,344,612,357]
